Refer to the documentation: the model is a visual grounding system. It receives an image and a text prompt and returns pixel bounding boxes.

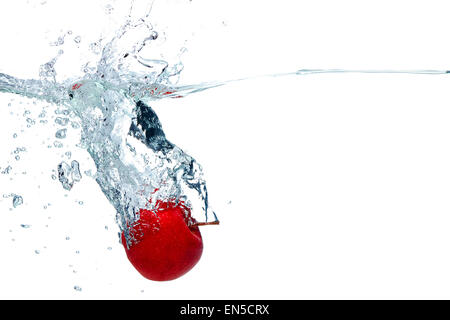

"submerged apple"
[121,201,216,281]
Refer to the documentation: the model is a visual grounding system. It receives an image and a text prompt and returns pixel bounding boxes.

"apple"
[122,201,211,281]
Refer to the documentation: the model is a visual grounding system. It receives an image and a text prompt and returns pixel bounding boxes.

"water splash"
[1,1,450,245]
[0,1,219,244]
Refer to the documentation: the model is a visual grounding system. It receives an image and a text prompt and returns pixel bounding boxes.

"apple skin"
[121,203,203,281]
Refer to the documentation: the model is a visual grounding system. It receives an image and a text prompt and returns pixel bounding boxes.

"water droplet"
[35,250,40,254]
[1,166,12,174]
[74,36,81,44]
[13,147,26,154]
[50,35,65,46]
[13,133,17,138]
[55,109,70,116]
[55,128,67,139]
[149,31,158,40]
[13,195,23,208]
[71,161,82,182]
[71,121,80,129]
[74,286,82,292]
[105,4,114,14]
[57,161,74,190]
[55,117,69,126]
[20,224,31,229]
[84,169,93,177]
[89,41,101,54]
[53,141,63,148]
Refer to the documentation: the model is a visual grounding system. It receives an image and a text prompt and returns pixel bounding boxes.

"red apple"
[121,202,204,281]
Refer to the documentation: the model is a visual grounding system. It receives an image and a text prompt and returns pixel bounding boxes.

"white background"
[1,0,450,299]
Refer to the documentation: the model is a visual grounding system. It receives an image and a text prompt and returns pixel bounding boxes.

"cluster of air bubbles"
[55,108,70,116]
[50,35,65,47]
[39,55,60,82]
[1,166,12,174]
[53,141,63,148]
[23,109,35,127]
[13,147,26,161]
[38,109,48,124]
[53,110,71,147]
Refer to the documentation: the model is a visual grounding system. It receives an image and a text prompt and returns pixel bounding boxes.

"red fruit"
[121,202,204,281]
[71,83,83,90]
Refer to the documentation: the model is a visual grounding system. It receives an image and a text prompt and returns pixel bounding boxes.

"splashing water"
[1,1,450,245]
[0,1,220,244]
